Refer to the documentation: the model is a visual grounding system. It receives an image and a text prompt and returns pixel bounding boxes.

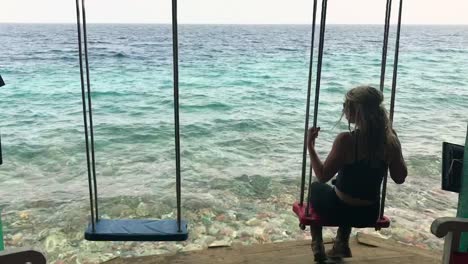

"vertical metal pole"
[0,76,4,165]
[457,125,468,251]
[0,130,2,166]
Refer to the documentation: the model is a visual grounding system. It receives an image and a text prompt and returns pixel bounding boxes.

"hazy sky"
[2,0,468,24]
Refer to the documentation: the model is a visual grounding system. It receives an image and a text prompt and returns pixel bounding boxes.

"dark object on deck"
[85,219,188,241]
[0,248,47,264]
[442,142,465,193]
[75,0,187,242]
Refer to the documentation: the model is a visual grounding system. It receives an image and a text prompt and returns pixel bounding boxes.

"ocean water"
[0,24,467,263]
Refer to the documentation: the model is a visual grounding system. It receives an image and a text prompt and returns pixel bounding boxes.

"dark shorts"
[309,182,380,227]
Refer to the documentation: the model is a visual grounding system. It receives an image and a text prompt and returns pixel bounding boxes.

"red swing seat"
[292,202,390,230]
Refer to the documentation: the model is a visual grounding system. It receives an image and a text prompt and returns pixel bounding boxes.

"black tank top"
[335,132,387,201]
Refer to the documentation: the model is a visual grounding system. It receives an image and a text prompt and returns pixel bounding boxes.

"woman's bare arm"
[388,135,408,184]
[309,131,348,183]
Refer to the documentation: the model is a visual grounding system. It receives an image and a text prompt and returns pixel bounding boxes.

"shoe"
[327,226,352,258]
[310,225,327,262]
[312,241,327,262]
[326,242,352,258]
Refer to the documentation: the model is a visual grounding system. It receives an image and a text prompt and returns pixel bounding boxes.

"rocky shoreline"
[2,175,451,264]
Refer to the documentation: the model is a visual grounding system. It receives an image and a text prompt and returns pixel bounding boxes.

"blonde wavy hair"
[342,85,398,161]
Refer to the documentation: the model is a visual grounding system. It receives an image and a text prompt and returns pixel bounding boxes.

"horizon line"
[1,22,468,26]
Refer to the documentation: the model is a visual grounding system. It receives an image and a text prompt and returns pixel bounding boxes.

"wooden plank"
[105,235,440,264]
[111,238,332,264]
[106,251,435,264]
[356,232,440,259]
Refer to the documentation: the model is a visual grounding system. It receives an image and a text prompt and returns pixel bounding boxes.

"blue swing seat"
[85,219,188,241]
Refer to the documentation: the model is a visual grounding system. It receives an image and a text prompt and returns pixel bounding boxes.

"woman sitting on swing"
[307,85,407,261]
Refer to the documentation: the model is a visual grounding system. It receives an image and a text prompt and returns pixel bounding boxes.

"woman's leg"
[308,182,336,262]
[327,202,379,258]
[309,182,336,215]
[310,224,326,262]
[328,226,352,258]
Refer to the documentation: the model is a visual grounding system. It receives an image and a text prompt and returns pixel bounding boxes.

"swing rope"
[81,0,100,225]
[380,0,404,219]
[390,0,403,124]
[380,0,393,92]
[306,0,328,217]
[75,0,96,232]
[171,0,183,232]
[300,0,319,207]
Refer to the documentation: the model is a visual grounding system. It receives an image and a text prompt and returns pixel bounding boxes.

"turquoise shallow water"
[0,24,467,262]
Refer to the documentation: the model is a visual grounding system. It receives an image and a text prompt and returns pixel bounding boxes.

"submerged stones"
[246,218,261,226]
[45,232,68,252]
[18,211,31,220]
[107,204,133,218]
[184,193,221,210]
[231,175,273,198]
[135,202,150,217]
[0,183,450,264]
[11,233,24,247]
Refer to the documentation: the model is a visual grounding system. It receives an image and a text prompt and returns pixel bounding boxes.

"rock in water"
[136,202,150,217]
[209,238,232,248]
[45,232,67,252]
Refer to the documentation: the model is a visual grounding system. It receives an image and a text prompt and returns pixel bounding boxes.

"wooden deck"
[104,233,441,264]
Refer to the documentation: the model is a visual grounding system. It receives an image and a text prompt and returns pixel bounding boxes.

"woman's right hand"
[307,127,321,149]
